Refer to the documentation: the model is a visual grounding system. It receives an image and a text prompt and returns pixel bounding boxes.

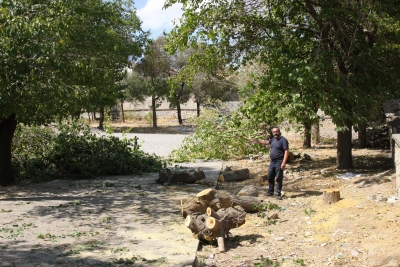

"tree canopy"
[0,0,149,186]
[165,0,400,168]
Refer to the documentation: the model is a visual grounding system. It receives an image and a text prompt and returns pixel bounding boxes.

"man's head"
[272,127,281,139]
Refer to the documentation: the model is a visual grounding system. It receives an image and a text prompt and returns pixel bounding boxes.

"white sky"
[135,0,183,40]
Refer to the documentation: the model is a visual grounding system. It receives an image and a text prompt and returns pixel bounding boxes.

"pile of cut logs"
[181,186,262,252]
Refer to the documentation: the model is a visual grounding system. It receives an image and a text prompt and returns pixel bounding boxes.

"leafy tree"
[0,0,148,186]
[168,48,195,124]
[165,0,400,168]
[135,36,171,128]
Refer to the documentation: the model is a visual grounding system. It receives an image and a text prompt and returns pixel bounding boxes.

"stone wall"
[393,134,400,197]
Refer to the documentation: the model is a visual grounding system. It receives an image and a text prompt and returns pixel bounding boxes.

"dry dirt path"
[0,160,223,267]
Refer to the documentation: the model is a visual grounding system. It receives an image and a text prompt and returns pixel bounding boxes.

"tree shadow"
[197,233,264,252]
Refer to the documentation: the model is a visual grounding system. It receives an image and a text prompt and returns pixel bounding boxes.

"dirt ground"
[195,122,399,267]
[1,118,399,267]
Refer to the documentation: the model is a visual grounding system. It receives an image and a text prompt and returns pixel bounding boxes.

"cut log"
[230,195,262,213]
[156,168,205,185]
[323,186,340,204]
[181,189,232,217]
[206,217,225,252]
[184,213,213,240]
[205,207,246,252]
[213,206,246,231]
[206,207,221,219]
[218,168,250,183]
[194,179,214,186]
[237,185,259,197]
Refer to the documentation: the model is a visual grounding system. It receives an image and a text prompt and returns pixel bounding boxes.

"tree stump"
[218,168,250,182]
[323,186,340,204]
[237,185,258,197]
[157,168,206,185]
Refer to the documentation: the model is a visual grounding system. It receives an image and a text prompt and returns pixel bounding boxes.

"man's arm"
[251,139,270,145]
[281,149,289,170]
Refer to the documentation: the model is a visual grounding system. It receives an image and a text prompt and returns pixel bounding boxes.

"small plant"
[0,209,12,213]
[304,208,316,216]
[293,258,305,266]
[254,255,282,267]
[254,202,281,219]
[102,216,112,223]
[140,206,150,212]
[111,247,130,254]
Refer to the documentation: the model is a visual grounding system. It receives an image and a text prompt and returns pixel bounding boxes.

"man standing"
[252,127,289,199]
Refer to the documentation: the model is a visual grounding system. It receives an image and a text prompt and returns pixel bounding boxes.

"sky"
[134,0,183,40]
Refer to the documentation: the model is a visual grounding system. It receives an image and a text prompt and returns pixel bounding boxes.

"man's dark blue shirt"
[269,136,289,161]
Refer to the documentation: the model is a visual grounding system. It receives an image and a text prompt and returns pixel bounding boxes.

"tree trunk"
[230,195,261,213]
[218,168,250,183]
[357,122,367,149]
[156,168,206,185]
[0,114,18,186]
[237,185,258,197]
[303,122,312,148]
[196,101,201,117]
[121,101,125,123]
[312,123,320,145]
[336,120,353,169]
[98,107,105,129]
[71,110,81,120]
[177,102,183,125]
[152,96,157,128]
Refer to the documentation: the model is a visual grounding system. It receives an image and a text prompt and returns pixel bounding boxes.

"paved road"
[112,133,188,158]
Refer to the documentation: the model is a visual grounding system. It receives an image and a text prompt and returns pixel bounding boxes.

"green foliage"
[164,0,400,168]
[254,202,281,220]
[12,120,167,182]
[304,208,316,217]
[254,255,283,267]
[169,108,265,162]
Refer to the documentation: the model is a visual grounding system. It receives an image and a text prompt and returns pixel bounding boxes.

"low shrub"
[12,120,167,182]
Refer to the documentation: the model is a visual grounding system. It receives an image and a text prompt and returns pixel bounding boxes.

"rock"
[387,196,398,203]
[376,196,388,202]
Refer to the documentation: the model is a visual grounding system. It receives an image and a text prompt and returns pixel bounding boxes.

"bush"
[169,109,268,162]
[12,120,167,182]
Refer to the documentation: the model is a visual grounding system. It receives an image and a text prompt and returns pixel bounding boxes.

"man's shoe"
[275,194,282,200]
[267,193,274,197]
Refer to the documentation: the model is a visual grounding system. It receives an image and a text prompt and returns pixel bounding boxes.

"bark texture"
[0,114,18,186]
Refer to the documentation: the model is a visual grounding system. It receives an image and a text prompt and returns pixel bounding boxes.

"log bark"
[206,217,225,252]
[205,207,246,252]
[237,185,258,197]
[181,189,232,217]
[185,213,213,240]
[218,168,250,183]
[323,187,341,204]
[157,168,205,185]
[230,195,262,213]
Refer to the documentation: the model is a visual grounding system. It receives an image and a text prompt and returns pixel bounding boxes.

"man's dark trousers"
[267,160,283,196]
